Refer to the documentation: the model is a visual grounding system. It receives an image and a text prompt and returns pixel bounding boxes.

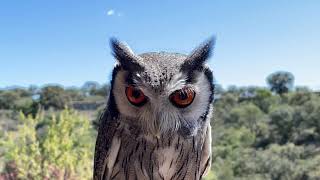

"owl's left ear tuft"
[181,37,215,72]
[110,38,144,72]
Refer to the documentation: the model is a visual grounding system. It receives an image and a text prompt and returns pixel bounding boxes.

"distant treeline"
[0,81,110,115]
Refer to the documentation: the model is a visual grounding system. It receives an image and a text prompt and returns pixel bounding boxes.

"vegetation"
[1,74,320,180]
[0,81,108,113]
[210,86,320,180]
[0,109,95,179]
[267,71,295,95]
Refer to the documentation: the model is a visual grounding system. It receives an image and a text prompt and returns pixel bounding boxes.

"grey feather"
[110,38,145,72]
[181,37,215,72]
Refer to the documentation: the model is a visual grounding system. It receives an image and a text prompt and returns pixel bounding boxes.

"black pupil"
[179,91,188,100]
[132,89,141,98]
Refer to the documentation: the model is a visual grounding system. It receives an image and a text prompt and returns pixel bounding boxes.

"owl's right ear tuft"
[110,38,144,72]
[181,37,215,72]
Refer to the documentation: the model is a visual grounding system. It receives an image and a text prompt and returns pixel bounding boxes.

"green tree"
[39,85,70,110]
[267,71,294,95]
[0,91,19,109]
[13,97,39,116]
[64,87,85,101]
[11,88,32,97]
[90,84,110,97]
[269,105,295,144]
[251,88,279,113]
[227,103,267,134]
[212,127,256,180]
[81,81,100,96]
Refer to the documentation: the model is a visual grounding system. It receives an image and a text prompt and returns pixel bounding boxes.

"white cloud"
[107,9,124,17]
[107,9,115,16]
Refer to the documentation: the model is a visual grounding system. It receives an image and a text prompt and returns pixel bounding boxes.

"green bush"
[39,86,71,110]
[0,109,94,179]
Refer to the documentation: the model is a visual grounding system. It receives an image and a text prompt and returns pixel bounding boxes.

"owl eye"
[169,88,196,108]
[125,85,147,107]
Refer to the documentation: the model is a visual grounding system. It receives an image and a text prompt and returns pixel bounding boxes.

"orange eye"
[125,85,147,107]
[169,88,196,108]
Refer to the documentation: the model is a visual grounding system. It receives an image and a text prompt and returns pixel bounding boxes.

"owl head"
[108,38,215,138]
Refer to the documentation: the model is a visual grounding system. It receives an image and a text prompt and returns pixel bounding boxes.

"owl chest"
[107,135,202,180]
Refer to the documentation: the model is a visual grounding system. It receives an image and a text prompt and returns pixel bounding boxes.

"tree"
[252,88,279,113]
[267,71,294,95]
[227,103,265,131]
[269,105,295,144]
[39,85,70,110]
[28,85,40,97]
[64,87,85,101]
[0,91,19,109]
[11,88,31,98]
[13,97,39,116]
[89,84,110,97]
[81,81,100,96]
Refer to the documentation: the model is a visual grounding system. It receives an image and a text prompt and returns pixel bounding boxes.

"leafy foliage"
[0,91,19,109]
[211,85,320,180]
[0,109,95,179]
[39,85,71,110]
[267,71,295,95]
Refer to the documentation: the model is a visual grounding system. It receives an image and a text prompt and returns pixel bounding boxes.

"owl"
[94,37,215,180]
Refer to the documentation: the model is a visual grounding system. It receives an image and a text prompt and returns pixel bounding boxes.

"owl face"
[110,39,215,137]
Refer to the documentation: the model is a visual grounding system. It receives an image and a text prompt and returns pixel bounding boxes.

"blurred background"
[1,1,320,179]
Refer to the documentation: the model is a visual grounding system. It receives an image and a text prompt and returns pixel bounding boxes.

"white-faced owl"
[94,37,215,180]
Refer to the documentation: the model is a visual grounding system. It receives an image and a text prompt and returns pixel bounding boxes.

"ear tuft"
[181,37,215,72]
[110,38,144,72]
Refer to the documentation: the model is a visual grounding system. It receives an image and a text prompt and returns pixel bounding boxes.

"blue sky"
[1,1,320,89]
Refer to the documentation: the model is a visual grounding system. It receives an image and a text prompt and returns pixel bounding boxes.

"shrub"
[0,109,94,179]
